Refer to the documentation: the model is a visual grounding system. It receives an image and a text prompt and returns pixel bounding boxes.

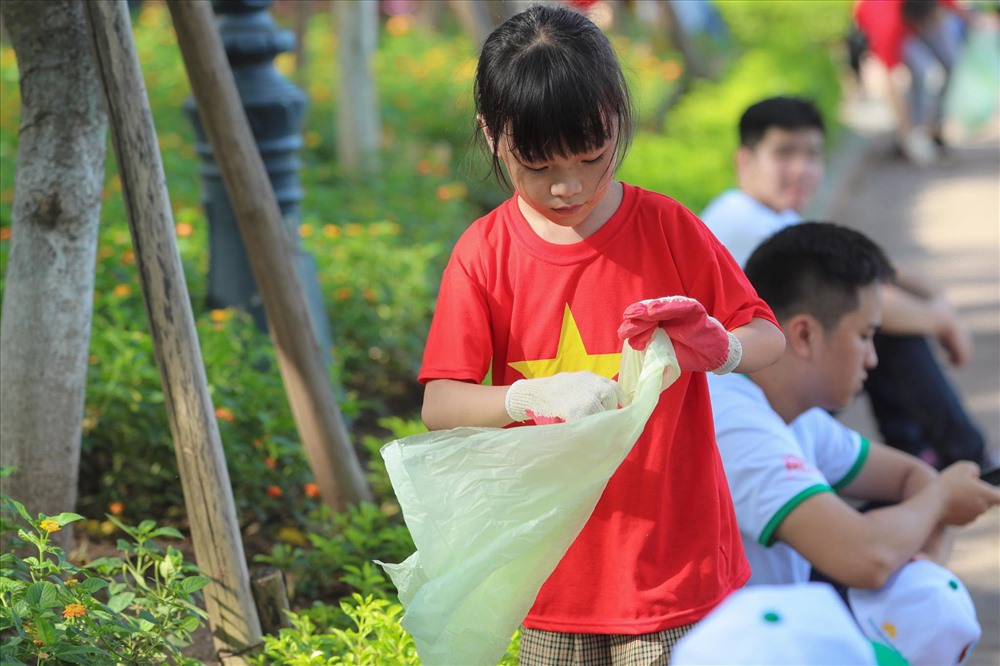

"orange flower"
[175,222,194,238]
[266,485,283,498]
[335,287,352,301]
[108,501,125,516]
[40,519,60,533]
[264,457,278,470]
[303,482,320,499]
[112,284,132,298]
[662,60,683,82]
[0,227,11,241]
[215,407,235,422]
[386,14,411,37]
[62,603,87,619]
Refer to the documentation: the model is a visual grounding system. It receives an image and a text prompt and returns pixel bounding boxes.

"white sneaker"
[901,128,939,167]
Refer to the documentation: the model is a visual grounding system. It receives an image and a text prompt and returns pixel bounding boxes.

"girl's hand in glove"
[505,371,625,424]
[618,296,742,375]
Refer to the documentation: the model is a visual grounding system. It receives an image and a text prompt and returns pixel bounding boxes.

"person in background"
[419,5,785,663]
[709,221,999,594]
[854,0,972,165]
[701,95,987,471]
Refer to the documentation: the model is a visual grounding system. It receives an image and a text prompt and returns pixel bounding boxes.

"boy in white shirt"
[701,97,986,471]
[708,221,1000,590]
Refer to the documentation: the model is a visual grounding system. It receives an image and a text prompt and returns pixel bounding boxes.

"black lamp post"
[184,0,331,365]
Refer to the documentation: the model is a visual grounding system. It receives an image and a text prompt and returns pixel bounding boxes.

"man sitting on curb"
[707,221,1000,592]
[701,95,987,471]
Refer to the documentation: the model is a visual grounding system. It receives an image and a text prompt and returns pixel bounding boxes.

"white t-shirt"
[708,373,870,585]
[699,189,801,268]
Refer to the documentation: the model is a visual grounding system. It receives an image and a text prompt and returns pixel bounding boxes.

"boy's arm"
[773,448,1000,589]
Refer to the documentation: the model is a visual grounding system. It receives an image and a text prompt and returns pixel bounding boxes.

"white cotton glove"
[618,296,743,375]
[504,371,625,424]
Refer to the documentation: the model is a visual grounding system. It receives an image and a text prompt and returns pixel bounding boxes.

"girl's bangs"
[507,68,617,164]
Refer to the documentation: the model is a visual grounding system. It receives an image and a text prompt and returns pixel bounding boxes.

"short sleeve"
[709,375,833,548]
[792,409,869,491]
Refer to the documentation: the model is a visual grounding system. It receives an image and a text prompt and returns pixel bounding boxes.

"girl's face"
[496,133,619,239]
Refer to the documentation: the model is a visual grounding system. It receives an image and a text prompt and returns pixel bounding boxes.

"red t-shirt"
[855,0,959,68]
[419,183,776,633]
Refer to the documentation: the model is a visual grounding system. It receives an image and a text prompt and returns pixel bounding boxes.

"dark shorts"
[518,623,697,666]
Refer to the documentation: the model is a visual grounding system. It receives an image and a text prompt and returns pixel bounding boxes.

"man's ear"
[784,313,821,360]
[735,145,754,179]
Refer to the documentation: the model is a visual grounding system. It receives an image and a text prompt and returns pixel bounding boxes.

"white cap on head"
[672,583,903,665]
[848,560,980,666]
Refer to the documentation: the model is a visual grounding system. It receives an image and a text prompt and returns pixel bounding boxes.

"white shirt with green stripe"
[708,373,869,586]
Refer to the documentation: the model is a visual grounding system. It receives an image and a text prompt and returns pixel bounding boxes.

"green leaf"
[178,614,202,633]
[76,577,108,594]
[158,556,176,579]
[50,512,85,527]
[0,576,23,594]
[149,526,184,540]
[24,581,60,609]
[178,576,211,595]
[107,591,136,613]
[1,495,32,523]
[35,614,56,645]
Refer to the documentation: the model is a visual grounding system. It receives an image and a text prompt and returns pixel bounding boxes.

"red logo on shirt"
[783,455,806,471]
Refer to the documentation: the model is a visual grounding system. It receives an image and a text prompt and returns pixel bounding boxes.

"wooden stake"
[167,0,373,512]
[82,1,261,662]
[250,567,293,636]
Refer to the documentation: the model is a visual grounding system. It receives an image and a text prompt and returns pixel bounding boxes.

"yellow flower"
[39,519,60,533]
[62,603,87,619]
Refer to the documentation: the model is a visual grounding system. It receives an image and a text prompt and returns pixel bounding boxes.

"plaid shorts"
[518,623,697,666]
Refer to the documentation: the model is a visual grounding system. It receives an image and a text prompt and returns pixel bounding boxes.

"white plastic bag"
[378,330,680,665]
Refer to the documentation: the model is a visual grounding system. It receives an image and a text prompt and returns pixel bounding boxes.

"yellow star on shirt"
[508,304,621,380]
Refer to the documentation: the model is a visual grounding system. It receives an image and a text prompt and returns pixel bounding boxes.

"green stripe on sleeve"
[833,436,870,492]
[759,484,834,547]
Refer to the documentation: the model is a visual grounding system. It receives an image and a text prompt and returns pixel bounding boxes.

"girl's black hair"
[474,4,635,189]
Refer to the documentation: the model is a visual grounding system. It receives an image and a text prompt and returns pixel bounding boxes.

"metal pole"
[183,0,332,367]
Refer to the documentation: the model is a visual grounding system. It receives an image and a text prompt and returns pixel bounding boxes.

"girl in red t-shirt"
[419,5,785,664]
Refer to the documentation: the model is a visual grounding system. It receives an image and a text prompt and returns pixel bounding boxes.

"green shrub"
[0,493,208,665]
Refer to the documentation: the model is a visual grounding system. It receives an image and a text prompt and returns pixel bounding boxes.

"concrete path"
[817,91,1000,665]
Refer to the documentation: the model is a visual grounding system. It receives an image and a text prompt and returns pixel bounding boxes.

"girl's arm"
[422,380,512,431]
[729,317,786,374]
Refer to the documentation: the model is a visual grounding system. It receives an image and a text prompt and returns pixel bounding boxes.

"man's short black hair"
[739,96,826,149]
[745,221,895,331]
